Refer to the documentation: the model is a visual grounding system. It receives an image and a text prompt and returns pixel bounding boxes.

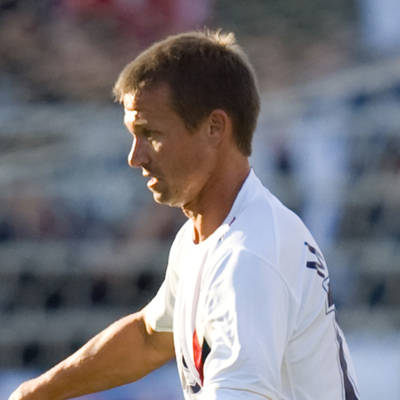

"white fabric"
[144,170,359,400]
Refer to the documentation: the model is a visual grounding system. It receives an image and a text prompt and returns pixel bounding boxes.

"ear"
[207,109,229,146]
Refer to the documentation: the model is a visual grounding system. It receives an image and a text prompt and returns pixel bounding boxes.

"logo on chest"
[181,329,211,394]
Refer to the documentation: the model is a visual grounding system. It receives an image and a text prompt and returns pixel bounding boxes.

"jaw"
[150,184,185,208]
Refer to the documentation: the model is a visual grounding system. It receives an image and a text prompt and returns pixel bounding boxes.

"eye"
[142,128,153,138]
[143,128,162,143]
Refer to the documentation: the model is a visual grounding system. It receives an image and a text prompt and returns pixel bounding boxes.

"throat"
[182,160,250,243]
[183,206,225,244]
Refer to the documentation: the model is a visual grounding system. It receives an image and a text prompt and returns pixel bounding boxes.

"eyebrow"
[124,109,148,128]
[132,119,148,127]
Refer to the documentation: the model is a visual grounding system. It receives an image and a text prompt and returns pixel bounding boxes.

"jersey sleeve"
[143,279,174,332]
[199,250,291,399]
[143,225,185,332]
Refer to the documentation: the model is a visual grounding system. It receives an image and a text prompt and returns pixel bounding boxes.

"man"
[10,30,359,400]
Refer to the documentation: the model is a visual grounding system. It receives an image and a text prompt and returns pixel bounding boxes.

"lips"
[142,169,161,190]
[147,176,158,188]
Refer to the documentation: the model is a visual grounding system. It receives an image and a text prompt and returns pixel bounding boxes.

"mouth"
[142,169,161,190]
[147,176,158,189]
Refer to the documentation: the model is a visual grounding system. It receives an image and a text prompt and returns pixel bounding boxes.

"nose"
[127,136,148,168]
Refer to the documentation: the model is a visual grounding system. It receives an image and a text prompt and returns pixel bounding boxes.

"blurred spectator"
[289,98,350,253]
[0,0,212,101]
[62,0,212,44]
[1,183,73,240]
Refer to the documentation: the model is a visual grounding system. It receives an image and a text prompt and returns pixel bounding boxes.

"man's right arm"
[9,310,175,400]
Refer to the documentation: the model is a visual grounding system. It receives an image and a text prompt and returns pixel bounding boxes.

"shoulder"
[169,219,191,254]
[223,177,311,269]
[208,173,320,302]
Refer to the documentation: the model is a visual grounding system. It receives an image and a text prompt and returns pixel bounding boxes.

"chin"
[156,195,187,209]
[152,191,176,207]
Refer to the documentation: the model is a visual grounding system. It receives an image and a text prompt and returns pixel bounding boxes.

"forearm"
[10,311,174,400]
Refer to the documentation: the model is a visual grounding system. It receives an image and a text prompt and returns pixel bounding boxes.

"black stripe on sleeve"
[336,328,360,400]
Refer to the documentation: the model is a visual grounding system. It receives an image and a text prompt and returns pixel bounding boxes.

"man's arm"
[9,310,175,400]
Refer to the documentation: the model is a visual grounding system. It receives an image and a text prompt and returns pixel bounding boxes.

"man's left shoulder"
[223,197,310,270]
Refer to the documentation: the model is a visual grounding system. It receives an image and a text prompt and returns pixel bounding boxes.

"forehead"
[123,84,178,130]
[123,84,175,120]
[123,92,145,127]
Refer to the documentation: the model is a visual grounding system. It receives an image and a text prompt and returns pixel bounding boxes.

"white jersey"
[144,170,359,400]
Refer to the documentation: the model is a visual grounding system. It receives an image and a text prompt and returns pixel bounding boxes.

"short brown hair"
[113,30,260,156]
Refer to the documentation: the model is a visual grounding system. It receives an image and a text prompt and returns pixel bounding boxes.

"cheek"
[180,148,213,185]
[152,140,162,152]
[162,134,212,181]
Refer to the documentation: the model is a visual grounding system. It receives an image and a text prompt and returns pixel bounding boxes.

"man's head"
[113,30,260,156]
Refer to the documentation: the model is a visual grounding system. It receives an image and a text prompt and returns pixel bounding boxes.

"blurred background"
[0,0,399,398]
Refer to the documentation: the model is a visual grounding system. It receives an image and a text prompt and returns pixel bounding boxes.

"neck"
[182,155,250,244]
